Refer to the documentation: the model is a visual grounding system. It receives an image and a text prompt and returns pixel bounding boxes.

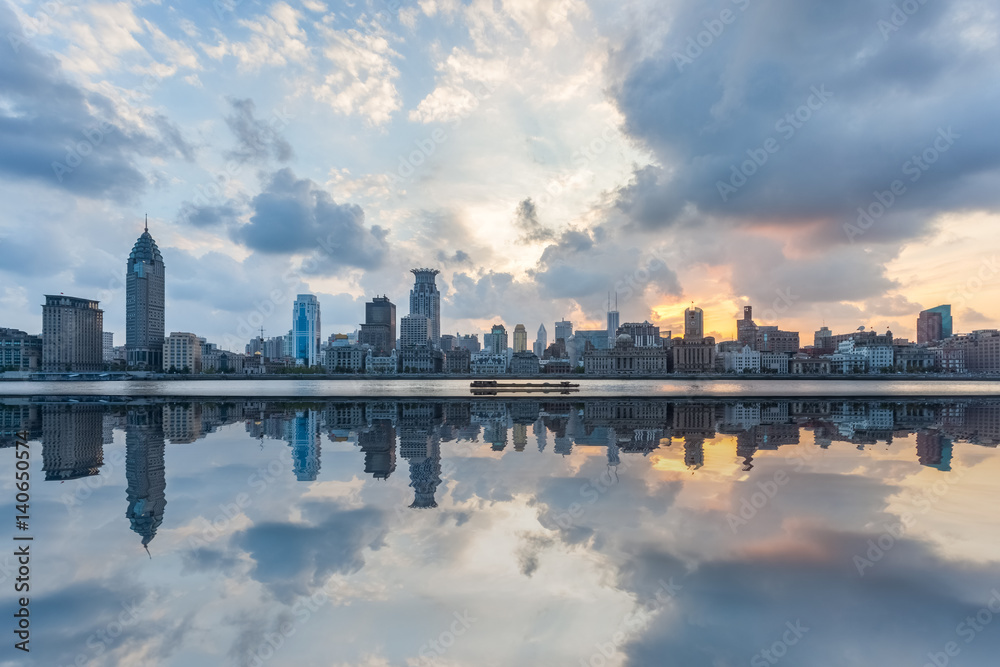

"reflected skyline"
[7,396,1000,552]
[4,395,1000,666]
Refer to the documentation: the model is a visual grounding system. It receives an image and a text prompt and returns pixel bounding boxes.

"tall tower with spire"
[126,217,165,369]
[125,406,166,552]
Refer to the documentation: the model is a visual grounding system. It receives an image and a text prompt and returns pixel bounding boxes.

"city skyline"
[1,2,998,349]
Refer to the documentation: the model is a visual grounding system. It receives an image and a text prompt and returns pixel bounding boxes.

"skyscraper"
[924,304,953,339]
[292,294,321,366]
[917,310,944,344]
[42,295,103,372]
[555,319,573,343]
[684,306,704,339]
[606,293,620,348]
[409,268,441,346]
[126,221,165,369]
[489,324,509,353]
[918,305,951,343]
[360,296,396,354]
[534,324,547,357]
[513,324,527,353]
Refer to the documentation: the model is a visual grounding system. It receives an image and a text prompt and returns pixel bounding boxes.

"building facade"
[513,324,527,353]
[673,306,715,372]
[292,294,321,366]
[510,351,540,375]
[917,309,944,344]
[471,352,508,374]
[400,314,430,347]
[361,296,396,354]
[325,345,367,373]
[554,320,573,344]
[409,268,441,345]
[0,328,42,371]
[125,224,165,369]
[584,334,670,375]
[445,348,471,374]
[400,346,444,373]
[366,349,399,374]
[42,295,104,372]
[488,324,508,354]
[163,332,202,373]
[617,321,661,347]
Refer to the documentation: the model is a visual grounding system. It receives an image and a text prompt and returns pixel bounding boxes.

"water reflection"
[3,398,999,548]
[3,396,1000,666]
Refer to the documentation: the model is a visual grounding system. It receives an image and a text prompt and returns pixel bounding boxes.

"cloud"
[314,16,403,126]
[0,4,191,201]
[234,501,387,602]
[606,0,1000,242]
[514,197,556,244]
[224,97,294,164]
[233,168,388,269]
[176,200,244,228]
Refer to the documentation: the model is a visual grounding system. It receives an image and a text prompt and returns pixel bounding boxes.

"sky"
[1,0,999,350]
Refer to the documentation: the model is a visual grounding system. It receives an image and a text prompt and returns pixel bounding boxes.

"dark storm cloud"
[618,526,1000,667]
[224,97,294,164]
[233,501,386,602]
[176,200,243,228]
[514,197,556,244]
[233,168,388,268]
[0,4,192,201]
[534,228,682,301]
[436,249,472,264]
[609,0,1000,242]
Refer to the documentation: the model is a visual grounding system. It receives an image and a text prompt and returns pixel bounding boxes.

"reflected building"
[358,420,396,479]
[916,431,953,471]
[1,402,40,448]
[41,405,104,480]
[399,403,443,508]
[286,410,321,481]
[125,407,166,551]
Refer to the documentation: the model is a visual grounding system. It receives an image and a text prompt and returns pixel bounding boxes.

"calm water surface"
[2,395,1000,666]
[1,377,999,397]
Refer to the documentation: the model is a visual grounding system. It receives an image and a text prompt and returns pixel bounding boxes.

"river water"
[2,393,999,666]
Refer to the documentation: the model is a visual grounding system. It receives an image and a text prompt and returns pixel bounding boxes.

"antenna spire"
[144,213,148,232]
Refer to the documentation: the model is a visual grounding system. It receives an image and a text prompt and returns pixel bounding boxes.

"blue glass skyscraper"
[292,294,320,366]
